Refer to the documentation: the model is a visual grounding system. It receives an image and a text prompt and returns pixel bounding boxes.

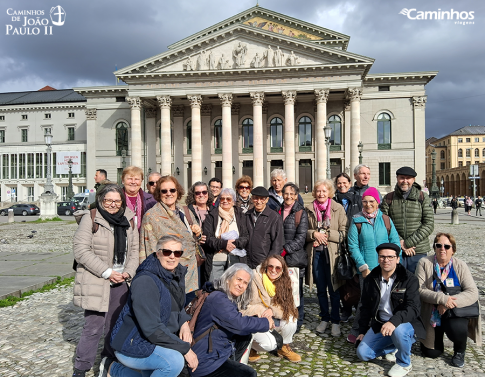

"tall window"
[11,154,17,179]
[2,154,8,179]
[21,129,28,142]
[116,122,129,156]
[214,119,222,153]
[270,117,283,152]
[482,148,485,157]
[466,149,470,157]
[27,186,34,201]
[0,130,4,143]
[440,150,445,159]
[242,118,253,152]
[19,154,26,179]
[186,121,192,154]
[379,162,391,186]
[68,127,75,141]
[36,153,43,178]
[475,148,479,157]
[80,152,86,177]
[377,113,391,149]
[27,153,34,178]
[298,116,312,151]
[458,149,463,157]
[328,115,342,147]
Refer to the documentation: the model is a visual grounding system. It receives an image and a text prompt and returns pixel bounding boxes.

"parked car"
[0,204,40,216]
[57,201,82,216]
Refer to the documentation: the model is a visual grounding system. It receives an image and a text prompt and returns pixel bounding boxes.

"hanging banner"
[56,152,81,174]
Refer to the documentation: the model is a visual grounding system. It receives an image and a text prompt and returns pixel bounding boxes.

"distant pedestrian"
[465,196,473,216]
[475,196,482,216]
[305,185,309,194]
[450,196,458,210]
[145,172,162,195]
[432,198,438,215]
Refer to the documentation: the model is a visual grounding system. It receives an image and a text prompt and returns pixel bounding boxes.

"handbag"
[336,231,355,280]
[269,329,284,350]
[437,280,480,319]
[182,206,206,267]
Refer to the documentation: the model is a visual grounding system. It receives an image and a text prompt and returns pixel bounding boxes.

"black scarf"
[238,195,251,213]
[97,206,131,265]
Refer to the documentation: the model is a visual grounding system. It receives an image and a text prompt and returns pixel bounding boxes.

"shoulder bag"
[335,231,355,281]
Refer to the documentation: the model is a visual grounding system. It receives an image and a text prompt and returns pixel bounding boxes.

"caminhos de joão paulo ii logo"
[6,5,67,35]
[399,8,475,24]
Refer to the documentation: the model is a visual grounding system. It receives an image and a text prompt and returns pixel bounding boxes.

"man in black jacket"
[245,186,285,269]
[356,243,425,377]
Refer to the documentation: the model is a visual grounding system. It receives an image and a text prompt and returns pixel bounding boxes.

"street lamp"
[44,132,54,194]
[324,123,332,179]
[440,177,444,198]
[430,148,440,200]
[67,158,74,200]
[358,141,364,165]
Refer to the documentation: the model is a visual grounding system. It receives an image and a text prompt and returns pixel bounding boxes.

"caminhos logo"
[399,8,475,24]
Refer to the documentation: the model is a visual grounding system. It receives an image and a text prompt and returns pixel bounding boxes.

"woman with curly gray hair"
[190,264,274,377]
[185,181,214,226]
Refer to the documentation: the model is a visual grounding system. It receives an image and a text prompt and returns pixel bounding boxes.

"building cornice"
[364,72,438,85]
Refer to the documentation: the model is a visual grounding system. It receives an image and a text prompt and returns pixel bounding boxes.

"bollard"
[8,208,14,223]
[451,209,459,225]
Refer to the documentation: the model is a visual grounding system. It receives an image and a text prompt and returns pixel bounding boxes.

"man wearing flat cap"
[245,186,285,268]
[356,243,425,377]
[380,166,434,274]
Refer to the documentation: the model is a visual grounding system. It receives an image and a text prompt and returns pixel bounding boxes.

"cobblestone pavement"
[0,220,484,377]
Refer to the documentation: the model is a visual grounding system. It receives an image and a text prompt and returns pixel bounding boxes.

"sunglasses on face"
[161,188,177,194]
[195,191,208,196]
[434,243,452,250]
[220,197,233,202]
[160,249,183,258]
[148,181,157,186]
[238,185,251,190]
[267,264,282,272]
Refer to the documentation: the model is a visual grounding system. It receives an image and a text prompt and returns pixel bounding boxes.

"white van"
[73,193,95,210]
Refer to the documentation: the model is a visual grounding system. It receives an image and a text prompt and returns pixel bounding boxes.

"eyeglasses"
[378,255,396,261]
[238,185,251,190]
[160,249,184,258]
[161,188,177,194]
[267,264,282,272]
[103,199,122,206]
[195,190,208,196]
[434,243,452,250]
[252,196,267,202]
[148,181,157,186]
[220,197,233,202]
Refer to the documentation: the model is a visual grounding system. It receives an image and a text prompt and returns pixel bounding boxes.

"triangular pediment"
[116,24,373,78]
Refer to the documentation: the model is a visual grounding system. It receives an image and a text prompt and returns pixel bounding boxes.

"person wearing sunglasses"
[241,255,301,363]
[72,184,140,377]
[235,175,254,213]
[140,175,201,304]
[145,172,162,195]
[184,182,214,226]
[202,188,249,282]
[415,233,481,368]
[109,235,199,377]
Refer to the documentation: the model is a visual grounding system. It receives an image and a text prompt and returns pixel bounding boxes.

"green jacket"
[380,182,434,255]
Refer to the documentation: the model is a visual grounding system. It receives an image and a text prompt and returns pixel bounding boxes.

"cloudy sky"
[0,0,483,138]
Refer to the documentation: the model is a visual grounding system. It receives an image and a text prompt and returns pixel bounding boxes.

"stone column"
[343,100,352,174]
[346,88,362,171]
[231,104,241,179]
[250,92,265,187]
[201,104,212,180]
[315,89,329,181]
[157,95,172,175]
[282,90,297,183]
[413,96,427,182]
[188,95,202,183]
[127,97,142,168]
[144,106,157,174]
[219,93,233,188]
[85,109,97,184]
[172,105,185,186]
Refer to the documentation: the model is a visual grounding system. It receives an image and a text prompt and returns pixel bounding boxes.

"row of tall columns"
[250,92,264,187]
[315,89,329,181]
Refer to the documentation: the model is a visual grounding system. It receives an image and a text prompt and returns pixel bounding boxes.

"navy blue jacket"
[111,253,191,358]
[190,287,269,377]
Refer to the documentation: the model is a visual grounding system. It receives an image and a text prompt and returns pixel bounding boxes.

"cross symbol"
[54,6,64,24]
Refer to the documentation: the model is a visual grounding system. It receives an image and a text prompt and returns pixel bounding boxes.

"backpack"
[355,214,391,236]
[185,288,219,350]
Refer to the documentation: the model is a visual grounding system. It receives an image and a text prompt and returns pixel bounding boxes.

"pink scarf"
[362,209,378,224]
[126,191,142,231]
[313,199,332,223]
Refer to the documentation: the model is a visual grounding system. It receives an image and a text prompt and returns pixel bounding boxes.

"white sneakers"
[331,323,341,337]
[316,321,328,333]
[385,349,398,362]
[388,363,412,377]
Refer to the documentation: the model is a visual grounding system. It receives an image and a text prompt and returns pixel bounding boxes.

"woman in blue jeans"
[108,234,198,377]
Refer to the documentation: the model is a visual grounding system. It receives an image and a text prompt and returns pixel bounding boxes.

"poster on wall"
[56,152,81,175]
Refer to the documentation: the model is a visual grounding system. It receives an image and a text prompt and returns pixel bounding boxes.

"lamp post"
[39,131,57,220]
[44,132,54,194]
[324,123,332,179]
[440,177,444,198]
[358,141,364,165]
[430,149,440,200]
[67,158,74,200]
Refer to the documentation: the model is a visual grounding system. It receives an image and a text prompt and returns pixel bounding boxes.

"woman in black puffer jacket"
[279,182,309,331]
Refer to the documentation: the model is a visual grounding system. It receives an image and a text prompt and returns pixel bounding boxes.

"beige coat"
[305,200,347,292]
[416,255,482,349]
[73,208,139,312]
[240,265,297,320]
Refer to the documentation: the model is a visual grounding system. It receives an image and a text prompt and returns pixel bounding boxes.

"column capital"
[218,93,233,107]
[85,109,97,120]
[172,105,185,117]
[412,96,427,109]
[346,88,362,102]
[201,104,212,116]
[231,103,241,115]
[157,95,172,109]
[250,92,265,106]
[127,97,141,109]
[314,89,329,104]
[188,95,202,108]
[145,108,157,118]
[282,90,297,105]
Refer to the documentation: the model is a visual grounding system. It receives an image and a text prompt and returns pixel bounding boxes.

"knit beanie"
[362,187,381,204]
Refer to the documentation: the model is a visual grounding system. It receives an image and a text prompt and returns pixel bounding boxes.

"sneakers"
[248,349,260,362]
[277,344,301,363]
[346,334,357,344]
[388,363,412,377]
[331,323,341,337]
[385,349,398,362]
[72,369,86,377]
[98,357,114,377]
[316,321,328,333]
[451,352,465,368]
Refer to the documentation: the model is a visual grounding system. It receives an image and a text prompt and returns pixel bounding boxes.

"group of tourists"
[71,164,481,377]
